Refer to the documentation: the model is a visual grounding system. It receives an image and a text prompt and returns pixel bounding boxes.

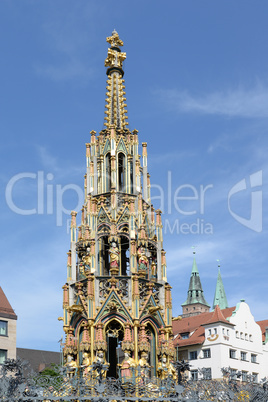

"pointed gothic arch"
[118,152,126,192]
[146,322,157,377]
[105,152,111,191]
[103,318,124,378]
[98,234,110,275]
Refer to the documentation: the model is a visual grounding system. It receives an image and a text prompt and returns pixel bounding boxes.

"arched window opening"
[120,235,130,276]
[105,320,124,378]
[146,324,157,377]
[130,160,133,194]
[99,235,110,275]
[118,153,125,192]
[106,153,111,191]
[148,243,157,280]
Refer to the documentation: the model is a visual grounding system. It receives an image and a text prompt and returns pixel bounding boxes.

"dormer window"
[181,332,189,339]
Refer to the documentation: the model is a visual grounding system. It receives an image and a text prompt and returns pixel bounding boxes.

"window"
[230,369,237,379]
[214,328,217,334]
[203,348,211,358]
[0,350,7,364]
[241,351,247,361]
[181,333,189,339]
[240,332,244,339]
[229,349,236,359]
[252,373,258,383]
[105,153,111,191]
[118,152,125,192]
[249,334,252,342]
[236,331,239,338]
[245,333,248,341]
[191,370,198,381]
[203,367,212,380]
[0,321,7,336]
[208,329,211,335]
[189,351,197,360]
[242,371,248,382]
[251,354,257,363]
[227,329,229,336]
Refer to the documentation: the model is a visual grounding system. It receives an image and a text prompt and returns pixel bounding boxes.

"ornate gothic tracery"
[62,30,174,379]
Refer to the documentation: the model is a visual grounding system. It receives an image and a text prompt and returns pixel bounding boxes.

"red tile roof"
[256,319,268,343]
[172,306,235,347]
[0,287,17,319]
[203,305,234,326]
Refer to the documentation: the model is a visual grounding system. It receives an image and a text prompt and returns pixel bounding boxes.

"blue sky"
[0,1,268,352]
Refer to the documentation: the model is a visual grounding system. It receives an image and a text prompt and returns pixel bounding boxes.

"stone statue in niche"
[138,351,151,378]
[109,242,119,269]
[80,352,91,376]
[120,350,136,378]
[137,247,149,270]
[157,354,177,380]
[65,355,77,378]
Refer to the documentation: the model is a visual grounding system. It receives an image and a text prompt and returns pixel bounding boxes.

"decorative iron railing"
[0,359,267,401]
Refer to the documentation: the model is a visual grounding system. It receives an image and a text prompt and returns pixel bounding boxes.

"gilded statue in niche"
[157,355,177,380]
[80,352,91,377]
[109,242,119,268]
[137,247,149,270]
[119,350,136,379]
[92,350,109,379]
[138,352,151,378]
[65,355,77,378]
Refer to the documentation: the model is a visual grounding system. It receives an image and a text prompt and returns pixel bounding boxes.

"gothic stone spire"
[104,30,128,130]
[181,254,210,317]
[212,267,228,310]
[62,31,173,378]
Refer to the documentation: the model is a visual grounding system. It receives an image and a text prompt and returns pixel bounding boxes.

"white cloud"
[159,83,268,118]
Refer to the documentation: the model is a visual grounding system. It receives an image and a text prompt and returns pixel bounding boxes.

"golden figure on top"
[105,30,126,69]
[106,30,124,47]
[105,49,126,69]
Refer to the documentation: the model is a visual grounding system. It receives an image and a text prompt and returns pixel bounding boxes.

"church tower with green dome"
[61,31,175,379]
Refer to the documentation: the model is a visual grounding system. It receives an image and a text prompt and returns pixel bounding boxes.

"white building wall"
[181,301,267,382]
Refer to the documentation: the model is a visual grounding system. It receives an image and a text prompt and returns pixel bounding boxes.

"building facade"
[0,286,17,363]
[61,31,175,379]
[173,256,268,382]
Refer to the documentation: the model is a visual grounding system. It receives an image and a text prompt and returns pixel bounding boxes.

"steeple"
[61,31,174,379]
[212,265,228,310]
[104,30,129,130]
[181,252,210,317]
